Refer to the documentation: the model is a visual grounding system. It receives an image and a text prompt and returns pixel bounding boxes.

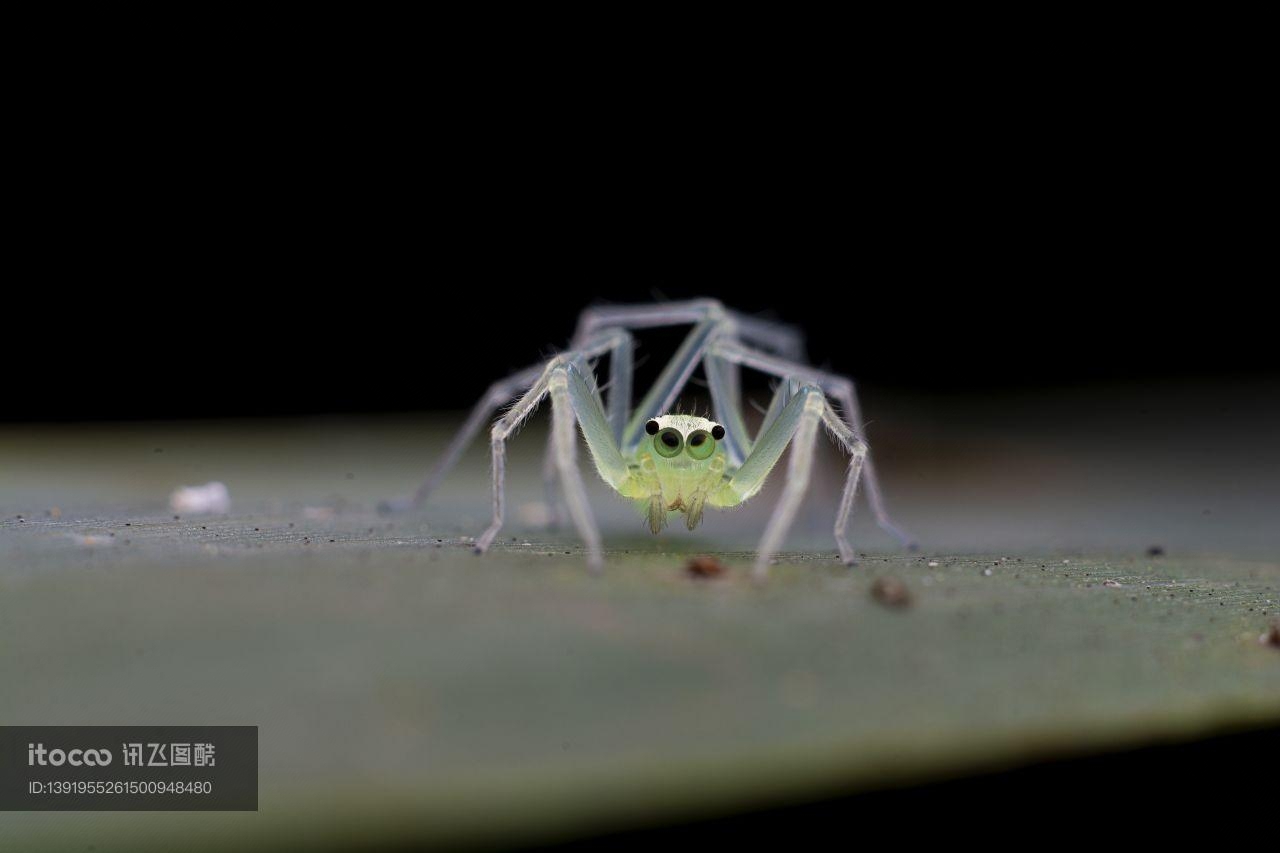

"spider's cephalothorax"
[632,415,729,534]
[390,299,913,578]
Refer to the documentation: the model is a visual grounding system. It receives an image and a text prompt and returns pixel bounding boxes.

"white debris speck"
[1062,559,1071,564]
[982,568,993,576]
[1103,580,1123,588]
[927,560,939,568]
[169,482,230,515]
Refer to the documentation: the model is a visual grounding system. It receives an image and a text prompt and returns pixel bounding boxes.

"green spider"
[391,300,911,578]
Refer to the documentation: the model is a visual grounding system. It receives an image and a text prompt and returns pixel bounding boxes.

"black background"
[6,65,1271,422]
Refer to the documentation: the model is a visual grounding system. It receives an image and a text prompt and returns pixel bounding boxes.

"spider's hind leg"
[378,363,545,514]
[828,384,915,550]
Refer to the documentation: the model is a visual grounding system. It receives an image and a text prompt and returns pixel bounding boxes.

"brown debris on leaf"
[1261,622,1280,649]
[871,576,912,609]
[686,555,728,579]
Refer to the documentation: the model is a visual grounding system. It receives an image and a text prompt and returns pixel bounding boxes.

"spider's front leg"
[544,369,605,569]
[710,383,835,578]
[396,325,633,525]
[475,340,639,572]
[708,340,914,551]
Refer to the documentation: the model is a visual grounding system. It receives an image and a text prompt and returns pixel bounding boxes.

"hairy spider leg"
[539,328,633,529]
[476,340,641,572]
[706,339,913,551]
[704,352,751,466]
[572,299,805,362]
[699,380,862,577]
[376,362,545,514]
[387,327,633,516]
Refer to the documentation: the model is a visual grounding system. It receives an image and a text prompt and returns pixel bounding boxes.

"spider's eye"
[654,428,683,458]
[711,424,725,440]
[686,429,716,460]
[645,419,660,435]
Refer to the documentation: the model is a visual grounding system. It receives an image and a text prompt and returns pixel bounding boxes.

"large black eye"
[711,424,725,440]
[653,428,683,458]
[645,419,660,435]
[686,429,716,460]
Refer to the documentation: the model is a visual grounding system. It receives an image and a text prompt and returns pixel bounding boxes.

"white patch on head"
[652,414,720,436]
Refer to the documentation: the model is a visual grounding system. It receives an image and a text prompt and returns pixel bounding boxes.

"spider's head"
[644,415,726,469]
[639,414,727,532]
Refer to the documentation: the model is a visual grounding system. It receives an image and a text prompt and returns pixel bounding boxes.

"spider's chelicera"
[392,300,912,578]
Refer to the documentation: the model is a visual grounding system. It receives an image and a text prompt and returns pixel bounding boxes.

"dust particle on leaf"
[1146,545,1165,557]
[686,556,728,579]
[871,576,912,609]
[1261,622,1280,648]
